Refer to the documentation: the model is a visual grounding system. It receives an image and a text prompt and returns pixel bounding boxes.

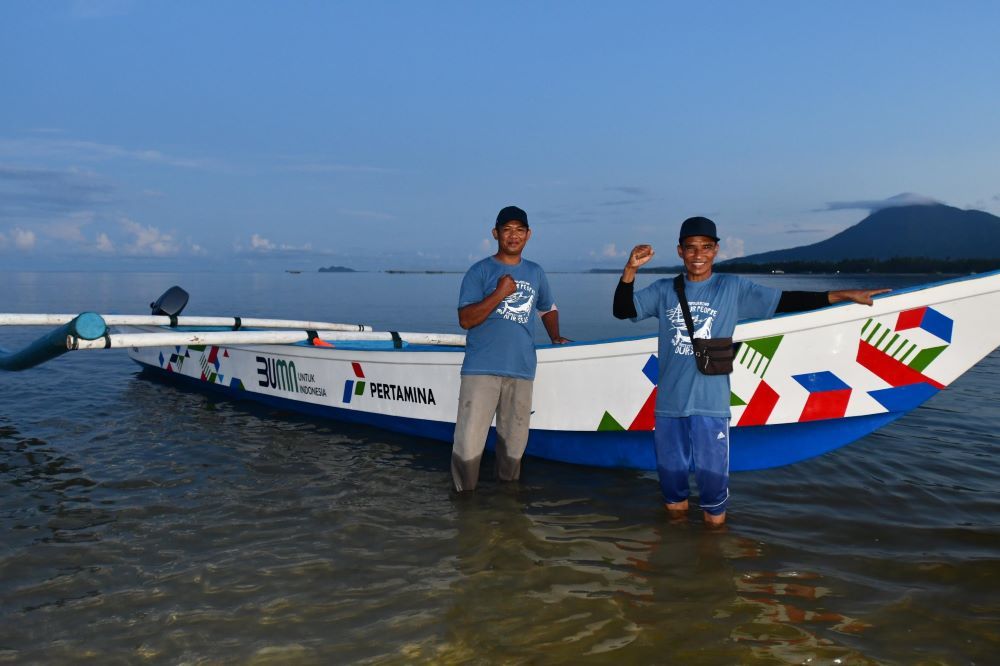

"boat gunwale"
[122,270,1000,360]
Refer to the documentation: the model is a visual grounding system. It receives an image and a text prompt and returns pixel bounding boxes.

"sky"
[2,1,999,272]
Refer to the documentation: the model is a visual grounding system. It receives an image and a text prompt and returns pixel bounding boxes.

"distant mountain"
[318,265,357,273]
[726,204,1000,264]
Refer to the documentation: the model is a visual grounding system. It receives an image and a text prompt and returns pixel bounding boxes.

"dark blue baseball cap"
[678,216,719,243]
[496,205,529,229]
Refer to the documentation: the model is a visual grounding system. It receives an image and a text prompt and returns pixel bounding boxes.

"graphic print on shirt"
[668,301,717,355]
[496,280,536,324]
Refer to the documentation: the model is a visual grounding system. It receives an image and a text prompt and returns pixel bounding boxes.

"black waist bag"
[673,275,735,376]
[692,337,735,375]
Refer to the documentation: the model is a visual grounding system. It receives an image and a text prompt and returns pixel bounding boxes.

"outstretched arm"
[829,288,892,305]
[776,288,891,314]
[541,309,570,344]
[458,274,516,329]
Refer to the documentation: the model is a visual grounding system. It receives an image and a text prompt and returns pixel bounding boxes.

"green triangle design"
[598,411,625,432]
[908,345,947,372]
[744,335,783,359]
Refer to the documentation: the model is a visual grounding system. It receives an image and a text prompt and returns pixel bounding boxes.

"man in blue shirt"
[452,206,570,492]
[614,216,887,525]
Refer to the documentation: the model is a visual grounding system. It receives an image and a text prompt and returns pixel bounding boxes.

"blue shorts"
[653,415,730,515]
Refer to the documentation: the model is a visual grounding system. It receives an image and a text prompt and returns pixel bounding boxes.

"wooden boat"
[3,271,999,471]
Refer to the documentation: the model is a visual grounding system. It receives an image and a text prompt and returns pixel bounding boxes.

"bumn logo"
[257,355,298,392]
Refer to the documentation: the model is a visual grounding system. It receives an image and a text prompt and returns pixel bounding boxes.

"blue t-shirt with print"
[459,256,554,380]
[633,273,781,418]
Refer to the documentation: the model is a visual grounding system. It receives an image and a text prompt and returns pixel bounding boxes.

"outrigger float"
[3,272,1000,471]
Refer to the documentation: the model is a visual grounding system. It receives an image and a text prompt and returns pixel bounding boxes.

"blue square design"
[920,307,953,343]
[793,371,850,393]
[642,355,659,385]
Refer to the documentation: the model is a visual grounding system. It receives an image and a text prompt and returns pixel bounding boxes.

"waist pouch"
[692,337,735,375]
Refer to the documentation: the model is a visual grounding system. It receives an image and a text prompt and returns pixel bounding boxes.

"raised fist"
[496,274,517,298]
[628,244,655,269]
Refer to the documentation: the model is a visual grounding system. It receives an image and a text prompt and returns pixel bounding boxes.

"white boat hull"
[126,271,1000,471]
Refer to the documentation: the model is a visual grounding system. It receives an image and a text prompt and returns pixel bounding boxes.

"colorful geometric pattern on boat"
[598,305,954,431]
[159,344,242,390]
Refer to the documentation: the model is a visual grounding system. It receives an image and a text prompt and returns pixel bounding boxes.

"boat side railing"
[0,313,467,371]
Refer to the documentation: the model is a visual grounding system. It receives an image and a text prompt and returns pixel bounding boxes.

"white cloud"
[95,233,114,252]
[119,218,179,256]
[251,233,277,251]
[13,228,37,250]
[718,236,745,260]
[599,243,626,259]
[587,243,633,262]
[821,192,941,212]
[0,137,213,170]
[41,211,95,242]
[469,238,494,263]
[278,162,396,174]
[244,233,312,254]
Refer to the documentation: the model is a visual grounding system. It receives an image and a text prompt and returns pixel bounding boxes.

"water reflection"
[401,478,890,664]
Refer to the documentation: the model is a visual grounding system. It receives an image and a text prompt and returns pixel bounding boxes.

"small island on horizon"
[384,269,461,274]
[318,265,358,273]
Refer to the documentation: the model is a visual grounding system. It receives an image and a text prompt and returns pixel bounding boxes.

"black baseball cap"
[496,205,529,229]
[678,216,719,243]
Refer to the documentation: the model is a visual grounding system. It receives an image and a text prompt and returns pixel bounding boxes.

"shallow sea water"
[0,271,997,664]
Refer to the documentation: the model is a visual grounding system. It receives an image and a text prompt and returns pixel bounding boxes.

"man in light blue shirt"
[452,206,570,492]
[614,216,887,525]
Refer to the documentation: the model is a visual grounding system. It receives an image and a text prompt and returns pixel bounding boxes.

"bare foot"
[665,501,688,522]
[703,511,726,528]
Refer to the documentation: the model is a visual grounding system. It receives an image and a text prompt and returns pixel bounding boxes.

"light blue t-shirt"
[633,273,781,417]
[459,256,554,380]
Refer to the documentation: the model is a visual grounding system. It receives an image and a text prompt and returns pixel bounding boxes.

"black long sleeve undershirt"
[613,279,637,319]
[612,280,830,319]
[775,290,830,313]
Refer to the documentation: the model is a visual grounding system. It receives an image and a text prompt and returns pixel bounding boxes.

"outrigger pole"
[1,285,370,332]
[0,314,372,332]
[0,313,466,371]
[1,286,463,372]
[0,312,108,371]
[67,329,467,350]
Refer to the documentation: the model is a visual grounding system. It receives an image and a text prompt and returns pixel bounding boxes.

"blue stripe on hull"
[135,361,937,472]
